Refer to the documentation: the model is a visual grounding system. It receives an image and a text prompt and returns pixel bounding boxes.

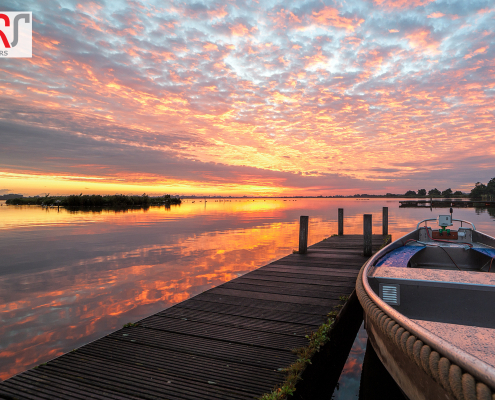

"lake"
[1,198,494,396]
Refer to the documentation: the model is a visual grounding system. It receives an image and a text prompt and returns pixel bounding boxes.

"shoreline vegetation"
[5,194,181,207]
[2,177,494,203]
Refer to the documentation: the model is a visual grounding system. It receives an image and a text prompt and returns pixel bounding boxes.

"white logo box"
[0,11,32,58]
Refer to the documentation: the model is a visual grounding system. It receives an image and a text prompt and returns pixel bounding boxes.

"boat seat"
[369,266,495,329]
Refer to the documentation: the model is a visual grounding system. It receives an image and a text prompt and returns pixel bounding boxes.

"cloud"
[405,28,441,54]
[428,12,445,18]
[310,7,364,32]
[373,0,435,9]
[0,0,494,195]
[464,46,489,59]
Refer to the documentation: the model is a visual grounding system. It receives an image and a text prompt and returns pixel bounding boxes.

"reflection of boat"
[357,215,495,399]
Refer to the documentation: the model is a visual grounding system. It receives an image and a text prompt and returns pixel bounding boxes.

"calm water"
[1,198,494,394]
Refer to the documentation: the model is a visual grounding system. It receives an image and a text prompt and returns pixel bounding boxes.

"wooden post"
[364,214,372,257]
[338,208,344,236]
[299,216,309,254]
[382,207,388,236]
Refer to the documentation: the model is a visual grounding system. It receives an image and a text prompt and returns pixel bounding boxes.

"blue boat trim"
[472,247,495,259]
[375,246,425,269]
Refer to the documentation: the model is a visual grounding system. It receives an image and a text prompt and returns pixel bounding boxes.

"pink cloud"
[464,46,489,59]
[310,7,364,32]
[373,0,435,9]
[230,23,252,36]
[207,6,228,20]
[427,12,445,18]
[405,29,440,54]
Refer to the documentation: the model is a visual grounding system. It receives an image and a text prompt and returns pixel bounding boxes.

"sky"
[0,0,494,196]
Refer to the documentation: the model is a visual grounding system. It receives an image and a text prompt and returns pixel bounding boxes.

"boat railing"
[452,218,476,230]
[415,218,437,229]
[415,218,476,230]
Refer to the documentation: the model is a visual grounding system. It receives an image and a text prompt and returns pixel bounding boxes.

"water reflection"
[332,324,368,399]
[1,199,494,381]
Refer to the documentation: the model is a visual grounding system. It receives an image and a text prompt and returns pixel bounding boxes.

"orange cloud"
[203,42,218,51]
[373,0,435,8]
[427,12,445,18]
[311,7,364,32]
[272,8,302,30]
[428,12,459,19]
[464,46,489,59]
[207,6,228,20]
[405,29,440,54]
[230,23,251,36]
[271,92,297,103]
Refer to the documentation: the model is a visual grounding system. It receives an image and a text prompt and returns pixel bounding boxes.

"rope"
[356,266,495,400]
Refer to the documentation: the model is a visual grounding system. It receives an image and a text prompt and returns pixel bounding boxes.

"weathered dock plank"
[0,234,386,400]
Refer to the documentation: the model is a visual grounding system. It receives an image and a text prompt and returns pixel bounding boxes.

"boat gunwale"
[360,228,495,391]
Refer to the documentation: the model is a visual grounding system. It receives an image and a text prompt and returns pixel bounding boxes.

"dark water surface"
[1,198,494,394]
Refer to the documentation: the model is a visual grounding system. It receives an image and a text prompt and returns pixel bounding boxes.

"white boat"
[357,214,495,400]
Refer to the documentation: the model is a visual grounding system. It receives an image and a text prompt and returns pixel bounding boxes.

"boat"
[357,214,495,400]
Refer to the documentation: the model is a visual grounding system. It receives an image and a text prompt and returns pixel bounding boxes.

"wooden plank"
[209,287,339,306]
[260,265,362,277]
[37,357,254,400]
[218,282,354,300]
[191,293,335,315]
[234,275,356,288]
[175,299,325,325]
[107,328,297,368]
[78,339,282,390]
[138,317,308,349]
[155,307,318,335]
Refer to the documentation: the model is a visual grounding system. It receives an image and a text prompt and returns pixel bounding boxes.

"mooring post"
[364,214,372,257]
[299,216,309,254]
[338,208,344,236]
[382,207,388,236]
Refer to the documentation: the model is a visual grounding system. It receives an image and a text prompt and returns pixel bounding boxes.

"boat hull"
[364,311,456,400]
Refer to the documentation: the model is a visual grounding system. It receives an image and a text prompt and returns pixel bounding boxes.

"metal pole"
[338,208,344,236]
[382,207,388,236]
[299,216,309,254]
[364,214,372,257]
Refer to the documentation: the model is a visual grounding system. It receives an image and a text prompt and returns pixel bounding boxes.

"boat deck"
[370,266,495,285]
[412,319,495,369]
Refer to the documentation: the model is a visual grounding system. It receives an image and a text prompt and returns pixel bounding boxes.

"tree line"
[469,177,495,199]
[6,194,181,207]
[404,188,463,197]
[403,177,495,199]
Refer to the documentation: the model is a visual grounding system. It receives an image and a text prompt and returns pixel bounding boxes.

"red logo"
[0,12,31,49]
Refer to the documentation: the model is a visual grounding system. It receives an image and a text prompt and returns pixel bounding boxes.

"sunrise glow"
[1,1,494,196]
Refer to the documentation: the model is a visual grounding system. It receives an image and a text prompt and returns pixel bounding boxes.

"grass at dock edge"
[258,295,350,400]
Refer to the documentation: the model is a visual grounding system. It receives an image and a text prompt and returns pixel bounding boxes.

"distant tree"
[418,189,427,196]
[428,188,441,196]
[442,188,453,198]
[487,177,495,196]
[405,190,416,196]
[470,182,487,199]
[453,191,464,196]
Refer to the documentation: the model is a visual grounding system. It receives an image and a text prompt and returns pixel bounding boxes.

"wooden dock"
[399,199,495,207]
[0,234,387,400]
